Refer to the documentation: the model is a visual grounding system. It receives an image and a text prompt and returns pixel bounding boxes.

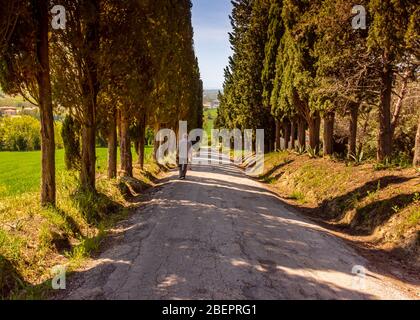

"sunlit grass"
[0,147,153,198]
[0,146,157,299]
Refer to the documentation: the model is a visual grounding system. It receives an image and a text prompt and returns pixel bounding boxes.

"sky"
[191,0,233,90]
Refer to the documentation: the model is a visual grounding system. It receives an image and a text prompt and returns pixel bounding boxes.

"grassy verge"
[0,147,163,299]
[255,151,420,267]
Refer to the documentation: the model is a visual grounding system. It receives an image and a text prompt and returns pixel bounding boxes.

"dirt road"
[62,150,412,300]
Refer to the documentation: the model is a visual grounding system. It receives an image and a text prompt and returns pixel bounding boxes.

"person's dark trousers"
[179,164,188,178]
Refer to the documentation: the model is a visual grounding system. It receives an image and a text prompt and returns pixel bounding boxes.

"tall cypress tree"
[0,0,56,205]
[217,0,274,150]
[272,0,321,152]
[262,0,283,150]
[367,0,418,162]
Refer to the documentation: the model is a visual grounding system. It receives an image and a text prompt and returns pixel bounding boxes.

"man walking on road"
[178,133,193,180]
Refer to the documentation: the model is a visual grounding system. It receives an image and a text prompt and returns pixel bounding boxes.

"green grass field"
[0,147,153,198]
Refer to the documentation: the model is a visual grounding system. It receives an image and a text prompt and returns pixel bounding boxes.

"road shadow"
[55,163,391,300]
[252,167,419,287]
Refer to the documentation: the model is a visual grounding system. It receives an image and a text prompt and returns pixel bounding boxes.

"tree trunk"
[275,120,281,151]
[153,123,160,161]
[308,112,321,153]
[390,72,410,141]
[377,59,393,162]
[283,121,291,150]
[297,117,306,149]
[120,109,132,177]
[348,103,358,157]
[290,120,296,149]
[323,112,335,156]
[413,115,420,167]
[80,119,96,190]
[35,0,55,206]
[268,117,276,152]
[80,0,99,191]
[358,110,371,155]
[107,109,117,179]
[264,138,271,153]
[138,113,146,169]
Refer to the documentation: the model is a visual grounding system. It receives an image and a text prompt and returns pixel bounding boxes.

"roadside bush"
[0,116,41,151]
[0,116,64,151]
[54,121,64,149]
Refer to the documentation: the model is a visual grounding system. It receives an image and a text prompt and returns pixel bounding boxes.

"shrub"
[61,115,81,170]
[54,121,64,149]
[0,115,63,152]
[0,116,41,151]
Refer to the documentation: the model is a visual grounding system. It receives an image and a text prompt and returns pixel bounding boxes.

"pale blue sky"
[191,0,233,90]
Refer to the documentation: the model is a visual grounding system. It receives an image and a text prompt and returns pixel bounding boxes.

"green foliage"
[349,150,365,165]
[306,145,319,159]
[373,153,413,170]
[0,115,64,152]
[0,229,23,262]
[145,128,154,146]
[54,122,64,149]
[262,0,283,111]
[0,116,40,151]
[294,145,306,155]
[61,115,81,170]
[67,229,105,267]
[0,145,157,299]
[219,0,418,165]
[290,191,306,203]
[217,0,274,146]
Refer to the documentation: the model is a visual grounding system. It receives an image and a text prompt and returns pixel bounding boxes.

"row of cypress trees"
[0,0,203,206]
[216,0,419,165]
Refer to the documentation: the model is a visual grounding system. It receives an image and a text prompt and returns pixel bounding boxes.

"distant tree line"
[216,0,419,166]
[0,0,203,206]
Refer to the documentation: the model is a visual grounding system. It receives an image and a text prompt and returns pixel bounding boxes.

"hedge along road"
[61,149,412,300]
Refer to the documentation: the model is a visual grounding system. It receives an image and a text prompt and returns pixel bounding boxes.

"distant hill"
[0,95,35,108]
[203,89,221,104]
[203,89,220,101]
[0,86,36,108]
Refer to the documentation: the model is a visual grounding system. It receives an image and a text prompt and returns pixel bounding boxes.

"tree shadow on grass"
[53,208,83,236]
[318,176,415,221]
[1,255,22,299]
[117,176,153,200]
[0,255,36,299]
[259,160,294,181]
[351,193,419,236]
[0,256,57,300]
[71,189,122,226]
